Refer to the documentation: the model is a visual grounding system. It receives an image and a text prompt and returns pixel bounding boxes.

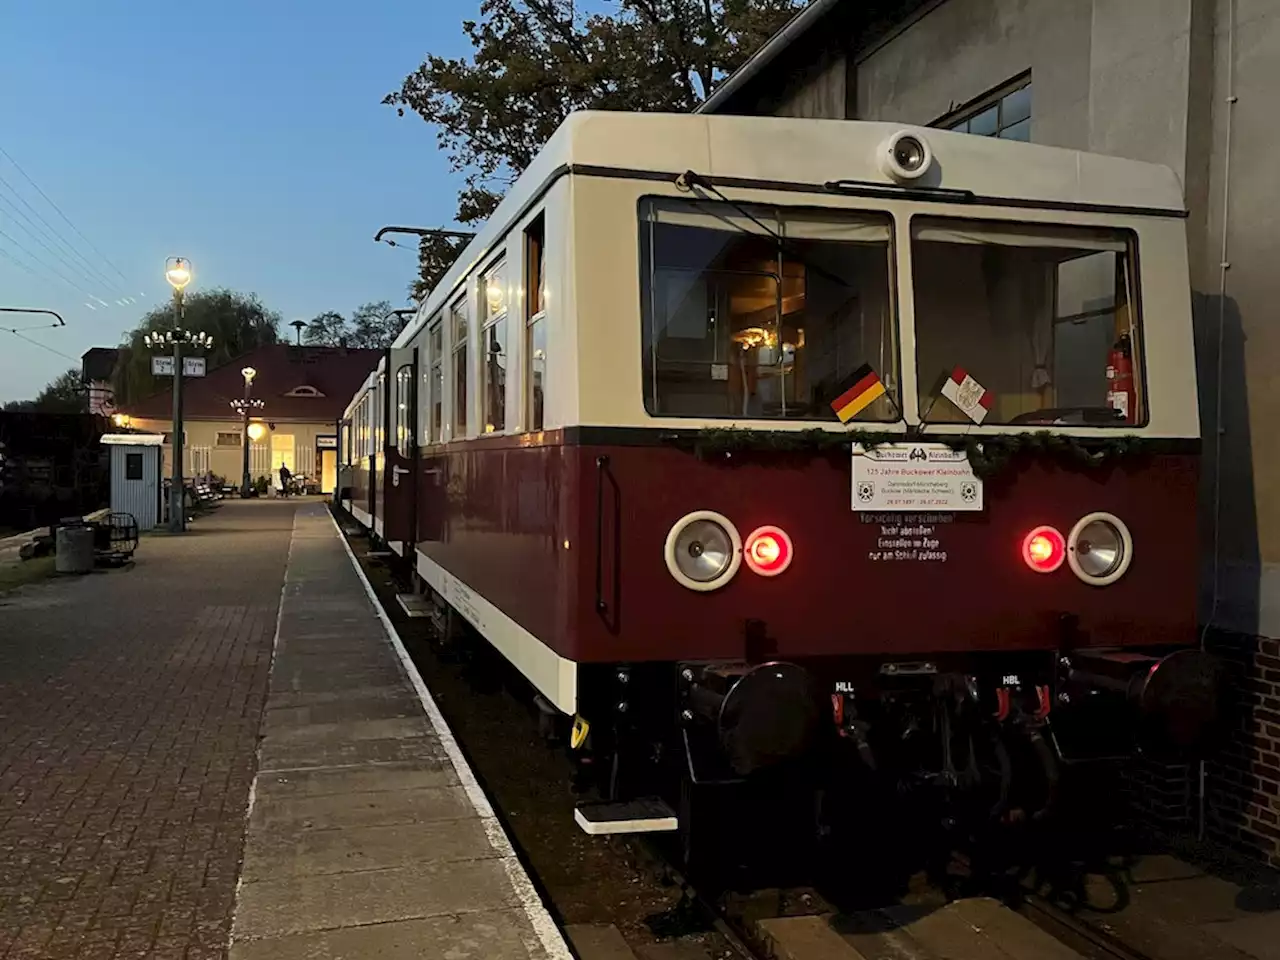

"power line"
[0,224,99,298]
[0,186,119,295]
[0,242,54,283]
[0,144,133,289]
[3,328,77,363]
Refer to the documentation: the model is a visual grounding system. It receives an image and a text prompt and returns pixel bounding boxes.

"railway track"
[341,521,1160,960]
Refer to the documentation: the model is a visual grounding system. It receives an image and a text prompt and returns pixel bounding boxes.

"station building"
[701,0,1278,859]
[118,344,379,494]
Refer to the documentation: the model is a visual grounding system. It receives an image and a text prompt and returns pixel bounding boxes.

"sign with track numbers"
[852,443,983,512]
[150,356,206,377]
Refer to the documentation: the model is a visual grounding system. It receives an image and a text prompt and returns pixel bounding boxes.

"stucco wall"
[1199,0,1280,635]
[127,418,337,488]
[854,0,1093,149]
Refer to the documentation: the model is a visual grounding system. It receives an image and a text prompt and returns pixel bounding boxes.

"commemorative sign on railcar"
[851,443,983,512]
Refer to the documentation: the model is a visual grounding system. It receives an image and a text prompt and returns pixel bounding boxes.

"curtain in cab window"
[911,218,1139,426]
[639,198,897,422]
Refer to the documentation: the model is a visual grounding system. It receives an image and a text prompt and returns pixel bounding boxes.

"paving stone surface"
[0,500,297,959]
[228,504,564,960]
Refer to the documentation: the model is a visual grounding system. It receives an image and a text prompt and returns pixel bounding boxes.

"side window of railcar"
[638,198,899,422]
[451,297,469,436]
[395,365,413,457]
[910,218,1142,426]
[427,320,444,443]
[376,374,386,452]
[526,215,547,432]
[481,260,508,433]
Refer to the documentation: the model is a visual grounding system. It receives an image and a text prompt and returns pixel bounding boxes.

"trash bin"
[55,520,95,574]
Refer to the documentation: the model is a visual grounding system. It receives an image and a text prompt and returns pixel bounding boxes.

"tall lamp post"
[230,366,263,498]
[143,257,208,533]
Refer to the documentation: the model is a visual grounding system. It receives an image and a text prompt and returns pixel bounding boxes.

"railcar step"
[364,549,393,559]
[396,593,431,618]
[574,798,678,835]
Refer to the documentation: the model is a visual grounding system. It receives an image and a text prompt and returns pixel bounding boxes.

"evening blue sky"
[0,0,485,402]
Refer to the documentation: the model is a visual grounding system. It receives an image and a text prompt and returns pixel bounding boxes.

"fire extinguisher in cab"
[1106,333,1135,424]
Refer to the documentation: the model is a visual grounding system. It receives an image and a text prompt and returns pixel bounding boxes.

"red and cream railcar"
[343,112,1217,841]
[340,360,385,538]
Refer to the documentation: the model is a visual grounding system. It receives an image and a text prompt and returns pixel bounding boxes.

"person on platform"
[278,462,292,498]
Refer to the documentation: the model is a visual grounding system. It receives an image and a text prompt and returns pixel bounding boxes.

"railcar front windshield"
[637,198,1144,429]
[911,218,1142,426]
[639,198,899,422]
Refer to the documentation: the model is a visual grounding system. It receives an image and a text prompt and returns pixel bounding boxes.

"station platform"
[229,503,570,959]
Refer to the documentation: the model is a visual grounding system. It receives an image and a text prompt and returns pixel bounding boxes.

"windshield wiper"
[676,170,857,292]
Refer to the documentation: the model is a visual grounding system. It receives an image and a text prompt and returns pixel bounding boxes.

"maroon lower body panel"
[349,458,372,520]
[415,434,1199,666]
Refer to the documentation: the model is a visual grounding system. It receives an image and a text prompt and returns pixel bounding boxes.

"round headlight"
[893,136,927,172]
[664,510,742,592]
[1068,512,1133,585]
[878,130,934,182]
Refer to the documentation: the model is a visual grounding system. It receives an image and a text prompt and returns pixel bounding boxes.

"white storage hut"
[102,434,164,532]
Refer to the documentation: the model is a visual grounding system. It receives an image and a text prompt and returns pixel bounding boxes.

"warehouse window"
[941,77,1031,142]
[215,432,241,447]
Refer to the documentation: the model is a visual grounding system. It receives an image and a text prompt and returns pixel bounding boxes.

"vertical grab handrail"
[595,455,609,613]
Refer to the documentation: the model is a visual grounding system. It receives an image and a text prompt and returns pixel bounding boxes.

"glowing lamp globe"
[165,257,192,290]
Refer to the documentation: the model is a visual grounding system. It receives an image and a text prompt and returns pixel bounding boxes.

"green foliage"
[676,426,1161,479]
[414,234,472,304]
[33,368,87,414]
[2,399,35,412]
[676,427,897,460]
[303,311,348,347]
[113,289,282,407]
[302,300,404,349]
[385,0,805,298]
[943,431,1160,479]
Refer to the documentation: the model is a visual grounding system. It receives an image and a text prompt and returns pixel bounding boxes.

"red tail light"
[1022,526,1066,573]
[744,526,793,577]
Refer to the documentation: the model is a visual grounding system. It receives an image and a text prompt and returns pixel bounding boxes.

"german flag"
[830,363,886,423]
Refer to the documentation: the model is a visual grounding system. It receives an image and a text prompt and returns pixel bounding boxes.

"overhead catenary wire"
[0,224,100,298]
[0,143,134,290]
[0,185,120,297]
[2,327,77,363]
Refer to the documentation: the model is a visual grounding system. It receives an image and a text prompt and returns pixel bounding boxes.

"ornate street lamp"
[230,365,263,497]
[143,257,210,532]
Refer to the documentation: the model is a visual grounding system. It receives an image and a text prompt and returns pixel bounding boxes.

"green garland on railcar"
[668,427,1162,479]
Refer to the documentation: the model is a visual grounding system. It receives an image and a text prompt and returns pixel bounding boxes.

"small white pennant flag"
[940,366,994,424]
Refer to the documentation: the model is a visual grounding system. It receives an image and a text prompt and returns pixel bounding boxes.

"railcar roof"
[396,111,1186,347]
[341,355,385,420]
